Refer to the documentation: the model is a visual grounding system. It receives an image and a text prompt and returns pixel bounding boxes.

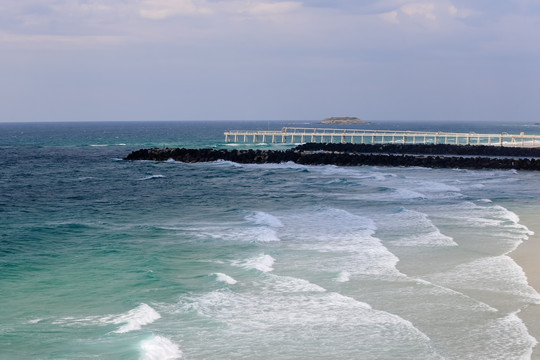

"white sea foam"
[192,211,283,243]
[253,228,281,242]
[491,205,522,227]
[51,303,161,333]
[432,202,533,248]
[316,165,397,181]
[362,171,398,181]
[27,318,44,324]
[412,278,498,313]
[425,255,540,305]
[383,208,457,247]
[233,254,275,273]
[392,188,427,200]
[275,207,401,276]
[471,183,486,189]
[195,226,281,243]
[265,274,327,293]
[213,272,237,285]
[416,180,461,193]
[468,311,537,360]
[112,303,162,333]
[335,271,351,282]
[244,161,308,170]
[140,335,182,360]
[138,175,165,181]
[210,159,243,167]
[177,273,439,358]
[245,211,283,228]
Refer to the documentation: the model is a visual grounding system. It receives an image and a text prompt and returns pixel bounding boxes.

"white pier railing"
[224,127,540,148]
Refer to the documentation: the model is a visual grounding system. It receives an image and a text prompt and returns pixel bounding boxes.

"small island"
[322,117,365,124]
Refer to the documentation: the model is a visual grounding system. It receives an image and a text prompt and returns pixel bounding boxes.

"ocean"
[1,120,540,359]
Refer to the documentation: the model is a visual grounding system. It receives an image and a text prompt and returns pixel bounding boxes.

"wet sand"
[511,209,540,359]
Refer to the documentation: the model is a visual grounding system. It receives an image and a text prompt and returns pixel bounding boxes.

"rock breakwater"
[296,143,540,157]
[124,144,540,170]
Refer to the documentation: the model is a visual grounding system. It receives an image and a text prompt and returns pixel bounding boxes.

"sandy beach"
[511,208,540,359]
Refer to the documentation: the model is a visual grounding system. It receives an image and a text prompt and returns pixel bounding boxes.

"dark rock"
[123,144,540,171]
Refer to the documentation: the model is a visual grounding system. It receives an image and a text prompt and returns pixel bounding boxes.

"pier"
[224,128,540,148]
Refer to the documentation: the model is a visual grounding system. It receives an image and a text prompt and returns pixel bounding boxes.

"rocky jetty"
[124,144,540,171]
[296,143,540,157]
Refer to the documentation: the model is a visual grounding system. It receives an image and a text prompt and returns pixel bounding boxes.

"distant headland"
[321,117,366,124]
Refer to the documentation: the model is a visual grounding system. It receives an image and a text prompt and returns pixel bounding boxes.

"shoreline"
[510,209,540,359]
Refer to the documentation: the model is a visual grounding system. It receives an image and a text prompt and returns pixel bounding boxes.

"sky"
[0,0,539,122]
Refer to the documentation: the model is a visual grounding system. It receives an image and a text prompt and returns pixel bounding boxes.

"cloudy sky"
[0,0,539,122]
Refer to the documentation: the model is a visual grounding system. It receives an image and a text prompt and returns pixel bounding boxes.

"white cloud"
[400,2,436,20]
[138,0,212,20]
[0,0,534,58]
[243,1,302,16]
[448,4,474,19]
[136,0,302,20]
[376,1,475,28]
[79,3,113,13]
[379,10,399,24]
[0,30,123,48]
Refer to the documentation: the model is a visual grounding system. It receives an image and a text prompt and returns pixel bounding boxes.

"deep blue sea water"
[1,120,540,359]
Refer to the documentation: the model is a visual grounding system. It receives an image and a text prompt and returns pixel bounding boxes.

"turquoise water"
[1,121,540,359]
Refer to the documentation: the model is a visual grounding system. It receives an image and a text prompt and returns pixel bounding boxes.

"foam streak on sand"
[509,209,540,359]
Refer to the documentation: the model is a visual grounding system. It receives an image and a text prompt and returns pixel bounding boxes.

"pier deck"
[224,127,540,148]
